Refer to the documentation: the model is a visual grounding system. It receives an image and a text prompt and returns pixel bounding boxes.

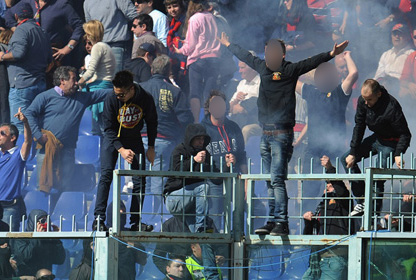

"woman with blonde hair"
[78,20,116,136]
[173,0,221,123]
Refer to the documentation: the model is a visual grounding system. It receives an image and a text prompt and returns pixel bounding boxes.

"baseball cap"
[15,3,33,19]
[391,23,409,33]
[139,43,156,57]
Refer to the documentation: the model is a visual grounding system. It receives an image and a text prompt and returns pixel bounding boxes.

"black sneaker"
[92,219,108,232]
[196,226,214,233]
[270,222,289,236]
[254,222,276,235]
[130,223,154,232]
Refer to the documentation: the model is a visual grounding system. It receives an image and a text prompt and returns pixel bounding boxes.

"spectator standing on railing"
[342,79,411,216]
[92,70,157,232]
[11,209,65,277]
[134,0,169,47]
[26,66,110,193]
[130,14,167,59]
[202,90,244,230]
[164,124,233,233]
[218,32,349,236]
[1,3,52,134]
[302,156,353,280]
[0,108,31,231]
[84,0,137,73]
[140,54,193,214]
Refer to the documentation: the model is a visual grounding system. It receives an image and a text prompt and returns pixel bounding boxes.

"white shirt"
[149,9,168,47]
[374,45,415,80]
[230,75,260,103]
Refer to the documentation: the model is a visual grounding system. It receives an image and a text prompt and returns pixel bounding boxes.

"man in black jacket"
[218,32,349,236]
[93,71,158,231]
[302,156,352,280]
[163,124,233,233]
[342,79,411,216]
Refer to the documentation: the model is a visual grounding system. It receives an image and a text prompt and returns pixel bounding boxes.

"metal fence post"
[363,168,374,231]
[112,169,121,235]
[94,236,119,280]
[348,235,362,280]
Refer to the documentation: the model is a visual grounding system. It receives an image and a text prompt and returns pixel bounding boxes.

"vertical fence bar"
[364,169,374,231]
[112,170,121,235]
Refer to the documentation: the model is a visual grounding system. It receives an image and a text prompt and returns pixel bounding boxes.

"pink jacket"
[179,12,221,66]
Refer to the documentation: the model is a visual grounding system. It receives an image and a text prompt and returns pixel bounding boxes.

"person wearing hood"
[11,209,65,277]
[201,90,245,230]
[164,124,233,232]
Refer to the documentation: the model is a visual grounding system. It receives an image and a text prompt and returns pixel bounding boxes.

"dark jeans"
[1,197,26,232]
[188,57,219,102]
[341,134,396,212]
[94,137,145,225]
[260,131,294,223]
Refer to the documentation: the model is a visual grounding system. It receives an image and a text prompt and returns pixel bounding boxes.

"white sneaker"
[350,203,365,216]
[122,182,134,193]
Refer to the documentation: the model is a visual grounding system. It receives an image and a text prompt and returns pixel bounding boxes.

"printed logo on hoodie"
[118,104,143,128]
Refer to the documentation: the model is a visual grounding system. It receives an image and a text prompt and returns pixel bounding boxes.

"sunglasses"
[132,22,143,28]
[85,41,92,46]
[0,130,8,137]
[115,87,132,98]
[37,275,55,280]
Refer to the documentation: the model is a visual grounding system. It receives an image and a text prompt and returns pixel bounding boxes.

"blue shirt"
[0,146,25,201]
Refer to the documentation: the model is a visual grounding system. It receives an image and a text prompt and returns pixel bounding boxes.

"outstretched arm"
[329,40,349,57]
[341,51,358,95]
[14,108,32,161]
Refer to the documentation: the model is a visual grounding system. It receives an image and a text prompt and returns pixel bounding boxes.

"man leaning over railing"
[302,156,354,280]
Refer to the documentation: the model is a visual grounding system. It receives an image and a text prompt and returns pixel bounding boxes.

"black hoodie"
[164,124,221,195]
[11,209,65,276]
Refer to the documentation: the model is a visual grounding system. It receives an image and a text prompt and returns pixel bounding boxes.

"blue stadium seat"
[79,110,93,136]
[71,164,97,193]
[24,190,51,214]
[245,136,261,174]
[51,192,87,231]
[75,135,100,168]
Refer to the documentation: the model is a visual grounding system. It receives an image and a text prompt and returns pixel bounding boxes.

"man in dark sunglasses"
[0,107,31,231]
[36,269,55,280]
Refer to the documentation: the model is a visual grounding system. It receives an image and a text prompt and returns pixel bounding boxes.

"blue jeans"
[142,137,176,215]
[9,80,46,134]
[200,244,221,280]
[1,197,26,231]
[208,181,223,231]
[302,256,347,280]
[341,134,396,211]
[260,131,294,223]
[111,46,125,73]
[37,147,75,192]
[166,182,209,232]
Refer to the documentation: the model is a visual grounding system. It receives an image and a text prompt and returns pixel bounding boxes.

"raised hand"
[217,32,230,47]
[330,40,349,57]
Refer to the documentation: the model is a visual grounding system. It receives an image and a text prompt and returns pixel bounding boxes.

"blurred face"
[391,30,407,49]
[60,71,78,95]
[361,87,381,108]
[191,136,205,149]
[166,260,185,278]
[239,61,257,82]
[131,19,147,37]
[114,85,134,103]
[265,43,285,72]
[166,3,183,19]
[334,56,348,79]
[135,1,152,14]
[0,126,14,149]
[284,0,293,10]
[413,29,416,47]
[209,96,227,119]
[314,63,339,93]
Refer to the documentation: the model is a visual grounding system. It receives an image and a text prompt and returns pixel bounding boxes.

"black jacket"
[350,91,411,157]
[164,124,222,195]
[303,167,354,235]
[102,85,158,150]
[124,58,152,84]
[11,210,65,276]
[140,74,194,140]
[227,43,333,128]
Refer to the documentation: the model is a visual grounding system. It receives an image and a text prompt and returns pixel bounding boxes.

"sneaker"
[92,219,108,232]
[350,203,365,216]
[254,222,276,235]
[130,223,154,232]
[270,222,289,236]
[196,226,214,233]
